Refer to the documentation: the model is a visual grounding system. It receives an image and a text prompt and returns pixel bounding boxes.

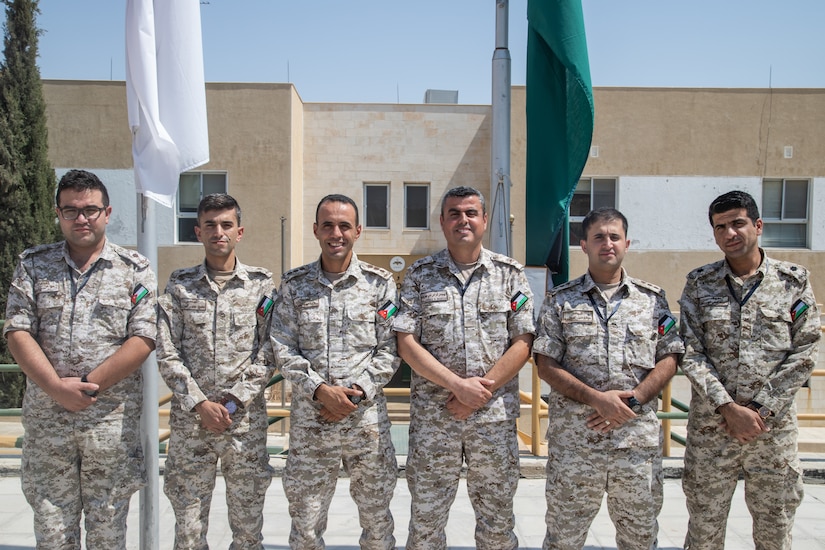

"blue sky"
[34,0,825,104]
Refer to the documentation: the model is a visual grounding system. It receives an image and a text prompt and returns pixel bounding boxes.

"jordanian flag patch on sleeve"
[257,295,274,317]
[791,299,809,322]
[131,284,149,305]
[510,291,529,312]
[378,300,398,320]
[658,314,676,336]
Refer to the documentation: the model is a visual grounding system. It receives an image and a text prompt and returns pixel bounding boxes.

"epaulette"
[281,263,312,283]
[168,264,202,283]
[773,259,808,283]
[245,265,274,279]
[548,275,586,296]
[113,245,151,269]
[686,259,725,282]
[360,262,393,281]
[630,277,665,296]
[19,242,60,259]
[408,255,436,271]
[488,252,524,270]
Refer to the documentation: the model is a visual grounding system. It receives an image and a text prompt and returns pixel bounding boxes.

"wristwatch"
[219,395,242,415]
[80,374,99,397]
[627,395,644,414]
[748,401,772,419]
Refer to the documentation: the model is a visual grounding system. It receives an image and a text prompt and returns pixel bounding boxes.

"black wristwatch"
[748,401,772,419]
[80,374,99,397]
[627,395,644,414]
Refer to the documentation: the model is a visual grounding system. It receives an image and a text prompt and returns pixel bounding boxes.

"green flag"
[525,0,594,286]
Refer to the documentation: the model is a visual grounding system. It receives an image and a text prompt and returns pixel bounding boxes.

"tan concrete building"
[43,80,825,302]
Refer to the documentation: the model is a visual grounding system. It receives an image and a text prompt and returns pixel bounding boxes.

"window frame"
[761,178,810,248]
[568,177,617,245]
[363,182,390,229]
[404,183,430,230]
[176,171,228,243]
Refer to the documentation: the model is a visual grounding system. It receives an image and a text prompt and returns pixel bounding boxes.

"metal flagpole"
[490,0,512,256]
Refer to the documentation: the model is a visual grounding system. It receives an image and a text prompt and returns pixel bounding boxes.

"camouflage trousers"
[283,416,397,550]
[21,409,145,550]
[543,442,662,550]
[683,411,803,550]
[406,416,520,550]
[164,422,273,550]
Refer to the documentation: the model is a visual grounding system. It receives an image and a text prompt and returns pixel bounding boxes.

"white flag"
[126,0,209,207]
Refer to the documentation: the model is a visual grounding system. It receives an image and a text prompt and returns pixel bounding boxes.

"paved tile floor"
[2,475,825,549]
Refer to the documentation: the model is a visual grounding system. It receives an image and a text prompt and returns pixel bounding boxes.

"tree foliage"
[0,0,58,407]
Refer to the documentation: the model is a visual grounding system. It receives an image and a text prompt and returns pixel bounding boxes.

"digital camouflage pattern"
[157,260,275,550]
[394,247,535,550]
[270,254,398,550]
[679,254,820,550]
[3,239,157,549]
[533,269,684,550]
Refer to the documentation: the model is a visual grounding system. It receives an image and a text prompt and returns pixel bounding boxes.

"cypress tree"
[0,0,58,407]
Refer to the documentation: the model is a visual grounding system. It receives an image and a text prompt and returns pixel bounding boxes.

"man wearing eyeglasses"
[3,169,157,548]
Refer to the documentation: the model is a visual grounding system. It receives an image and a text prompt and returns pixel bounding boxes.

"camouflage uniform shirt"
[679,252,820,419]
[393,248,535,422]
[4,239,157,417]
[533,269,684,448]
[157,260,275,432]
[271,253,398,428]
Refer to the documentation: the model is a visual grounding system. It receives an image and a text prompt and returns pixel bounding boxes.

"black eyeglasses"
[58,206,107,221]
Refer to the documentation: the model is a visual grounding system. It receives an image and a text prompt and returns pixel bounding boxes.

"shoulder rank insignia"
[791,299,809,322]
[131,284,149,305]
[378,300,398,320]
[510,291,529,312]
[658,314,676,336]
[257,295,274,317]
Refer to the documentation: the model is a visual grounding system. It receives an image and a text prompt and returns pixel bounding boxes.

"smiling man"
[395,186,535,550]
[533,207,683,549]
[4,169,157,548]
[270,194,399,550]
[679,190,821,549]
[156,193,275,549]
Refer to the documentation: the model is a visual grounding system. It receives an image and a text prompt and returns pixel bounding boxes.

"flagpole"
[490,0,512,256]
[137,193,160,550]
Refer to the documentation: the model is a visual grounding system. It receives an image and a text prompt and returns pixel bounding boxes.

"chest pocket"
[35,293,64,336]
[182,300,211,328]
[344,304,377,349]
[93,296,132,336]
[624,322,657,370]
[478,298,510,348]
[231,311,258,351]
[420,298,455,346]
[298,302,325,350]
[758,306,792,351]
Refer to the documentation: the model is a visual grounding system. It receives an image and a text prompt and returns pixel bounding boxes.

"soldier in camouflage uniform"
[156,194,275,550]
[3,170,157,549]
[533,208,683,550]
[270,194,398,550]
[394,186,535,550]
[679,191,820,550]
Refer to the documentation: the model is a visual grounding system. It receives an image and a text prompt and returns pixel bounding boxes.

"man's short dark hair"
[197,193,242,225]
[441,186,486,215]
[55,169,110,207]
[708,190,760,225]
[316,194,359,226]
[581,207,628,239]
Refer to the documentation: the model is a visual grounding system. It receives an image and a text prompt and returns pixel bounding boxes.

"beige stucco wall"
[300,103,491,266]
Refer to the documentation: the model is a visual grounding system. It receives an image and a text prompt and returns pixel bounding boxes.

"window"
[364,183,389,229]
[568,177,616,243]
[762,179,809,248]
[405,184,429,229]
[177,172,228,243]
